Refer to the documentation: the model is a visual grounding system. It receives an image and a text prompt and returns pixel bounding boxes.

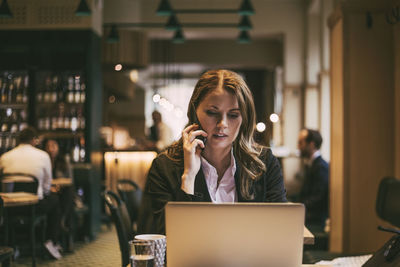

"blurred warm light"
[174,107,183,118]
[100,126,113,147]
[113,128,130,149]
[154,94,185,118]
[269,113,279,123]
[104,151,157,190]
[109,95,116,103]
[153,94,161,103]
[256,122,266,132]
[129,69,139,83]
[114,64,122,71]
[159,98,167,107]
[71,117,78,131]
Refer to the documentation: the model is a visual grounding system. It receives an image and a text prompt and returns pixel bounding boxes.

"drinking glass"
[129,239,155,267]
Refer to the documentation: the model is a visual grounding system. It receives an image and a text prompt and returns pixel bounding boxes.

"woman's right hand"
[181,124,207,194]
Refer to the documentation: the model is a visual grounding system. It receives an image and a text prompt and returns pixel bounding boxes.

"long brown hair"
[165,69,266,200]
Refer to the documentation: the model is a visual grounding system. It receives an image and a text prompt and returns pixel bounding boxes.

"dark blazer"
[139,148,287,234]
[299,155,329,227]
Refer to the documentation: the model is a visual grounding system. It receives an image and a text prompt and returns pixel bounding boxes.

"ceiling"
[103,0,305,40]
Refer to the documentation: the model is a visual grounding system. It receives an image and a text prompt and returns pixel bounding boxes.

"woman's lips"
[212,133,228,138]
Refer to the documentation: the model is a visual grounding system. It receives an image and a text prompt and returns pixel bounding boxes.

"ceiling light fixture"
[239,0,255,15]
[0,0,13,18]
[75,0,91,16]
[238,30,251,44]
[165,15,181,31]
[156,0,173,16]
[238,15,252,30]
[107,25,119,43]
[172,29,185,44]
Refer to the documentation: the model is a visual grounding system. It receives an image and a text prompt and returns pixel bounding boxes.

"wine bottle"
[70,108,78,132]
[51,75,58,103]
[44,76,51,103]
[74,75,81,103]
[0,75,6,103]
[22,74,28,103]
[15,75,23,103]
[67,76,74,103]
[79,136,86,162]
[80,82,86,103]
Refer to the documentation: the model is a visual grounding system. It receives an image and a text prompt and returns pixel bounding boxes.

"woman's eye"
[206,110,218,116]
[228,113,240,119]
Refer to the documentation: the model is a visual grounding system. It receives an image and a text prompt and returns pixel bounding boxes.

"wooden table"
[0,193,39,243]
[0,192,39,267]
[0,192,39,207]
[304,226,315,245]
[51,177,73,187]
[302,265,332,267]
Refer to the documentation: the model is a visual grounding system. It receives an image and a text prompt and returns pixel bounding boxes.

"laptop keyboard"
[316,254,372,266]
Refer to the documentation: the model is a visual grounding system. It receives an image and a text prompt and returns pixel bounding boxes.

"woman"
[142,69,287,234]
[44,139,75,248]
[44,139,73,179]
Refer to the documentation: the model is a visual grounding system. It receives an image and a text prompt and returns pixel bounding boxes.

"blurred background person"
[147,110,173,152]
[297,128,329,231]
[44,139,73,178]
[0,127,62,259]
[44,138,75,251]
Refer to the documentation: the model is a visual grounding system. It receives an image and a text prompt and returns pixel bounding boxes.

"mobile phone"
[192,106,207,145]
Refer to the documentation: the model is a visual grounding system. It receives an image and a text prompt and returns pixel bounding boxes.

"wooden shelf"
[39,130,84,139]
[0,103,28,109]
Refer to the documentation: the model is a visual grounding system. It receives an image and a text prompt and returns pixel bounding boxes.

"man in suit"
[297,129,329,230]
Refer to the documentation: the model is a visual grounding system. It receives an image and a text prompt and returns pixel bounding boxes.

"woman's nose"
[217,115,228,128]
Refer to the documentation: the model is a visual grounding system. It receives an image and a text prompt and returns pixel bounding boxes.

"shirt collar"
[201,149,236,175]
[305,150,321,166]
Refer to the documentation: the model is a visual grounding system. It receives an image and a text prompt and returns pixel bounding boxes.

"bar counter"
[104,150,157,192]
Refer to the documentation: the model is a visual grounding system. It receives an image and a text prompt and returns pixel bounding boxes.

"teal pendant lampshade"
[239,0,254,16]
[0,0,13,18]
[238,30,251,44]
[238,16,252,30]
[107,25,119,43]
[165,15,180,30]
[157,0,173,16]
[172,29,185,43]
[75,0,91,16]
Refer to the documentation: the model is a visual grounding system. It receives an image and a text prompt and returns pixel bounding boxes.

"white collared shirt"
[305,150,321,166]
[200,150,237,203]
[0,144,53,200]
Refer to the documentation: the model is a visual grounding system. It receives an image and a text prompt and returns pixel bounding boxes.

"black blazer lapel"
[194,169,212,202]
[234,164,245,202]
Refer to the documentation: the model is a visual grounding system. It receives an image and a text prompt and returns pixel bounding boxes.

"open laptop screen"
[165,202,305,267]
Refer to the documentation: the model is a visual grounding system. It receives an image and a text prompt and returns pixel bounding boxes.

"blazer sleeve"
[143,154,203,234]
[263,149,287,202]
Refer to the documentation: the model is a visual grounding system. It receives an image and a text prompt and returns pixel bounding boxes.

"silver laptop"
[165,202,305,267]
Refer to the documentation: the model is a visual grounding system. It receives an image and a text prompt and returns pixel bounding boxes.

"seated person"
[43,139,75,238]
[140,70,287,234]
[0,127,62,259]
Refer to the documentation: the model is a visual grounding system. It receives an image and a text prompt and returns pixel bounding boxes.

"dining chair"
[103,190,135,267]
[376,176,400,228]
[0,197,14,267]
[116,179,142,230]
[0,173,47,267]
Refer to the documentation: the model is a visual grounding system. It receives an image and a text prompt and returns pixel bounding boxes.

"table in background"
[0,192,39,244]
[52,177,73,187]
[304,226,315,245]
